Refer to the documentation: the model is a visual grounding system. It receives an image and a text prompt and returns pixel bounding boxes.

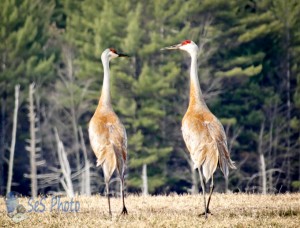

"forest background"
[0,0,300,197]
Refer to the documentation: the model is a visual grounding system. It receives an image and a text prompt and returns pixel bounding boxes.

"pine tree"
[0,0,55,93]
[270,0,300,191]
[0,0,55,194]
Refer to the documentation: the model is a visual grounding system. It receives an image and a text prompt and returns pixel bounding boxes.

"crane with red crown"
[161,40,236,219]
[89,48,129,217]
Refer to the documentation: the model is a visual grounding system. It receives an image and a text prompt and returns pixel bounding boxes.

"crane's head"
[101,48,129,61]
[160,40,198,55]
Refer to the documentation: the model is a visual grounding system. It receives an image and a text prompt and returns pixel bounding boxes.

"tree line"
[0,0,300,197]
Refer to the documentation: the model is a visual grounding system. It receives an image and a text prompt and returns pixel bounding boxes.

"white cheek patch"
[109,52,119,60]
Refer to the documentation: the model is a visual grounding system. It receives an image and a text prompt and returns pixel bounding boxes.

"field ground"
[1,193,300,227]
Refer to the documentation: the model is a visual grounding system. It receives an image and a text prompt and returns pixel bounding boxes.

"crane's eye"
[109,48,117,54]
[181,40,191,45]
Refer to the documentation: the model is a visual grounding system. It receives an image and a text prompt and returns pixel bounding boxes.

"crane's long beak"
[118,53,130,57]
[160,43,181,51]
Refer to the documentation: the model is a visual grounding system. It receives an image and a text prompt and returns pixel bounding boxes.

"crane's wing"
[206,118,236,178]
[182,112,219,182]
[89,119,111,167]
[107,120,127,161]
[88,113,127,169]
[182,111,235,182]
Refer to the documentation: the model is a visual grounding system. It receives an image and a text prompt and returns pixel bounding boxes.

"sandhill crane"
[89,48,129,217]
[161,40,236,218]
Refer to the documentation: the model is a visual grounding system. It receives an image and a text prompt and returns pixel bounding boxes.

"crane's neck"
[99,56,112,108]
[189,52,207,110]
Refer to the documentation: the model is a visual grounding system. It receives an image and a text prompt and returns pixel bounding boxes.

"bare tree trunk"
[65,46,81,175]
[26,83,38,197]
[71,106,81,174]
[188,158,199,194]
[142,163,148,196]
[299,147,300,191]
[6,85,20,194]
[258,122,267,194]
[268,116,273,192]
[226,126,241,193]
[191,167,199,194]
[0,97,6,195]
[59,46,81,192]
[280,1,292,192]
[54,128,74,197]
[79,127,91,196]
[259,153,267,194]
[274,123,282,189]
[285,28,291,192]
[267,102,278,192]
[180,149,199,194]
[225,177,229,193]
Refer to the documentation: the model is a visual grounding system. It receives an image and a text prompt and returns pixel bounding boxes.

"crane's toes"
[121,206,128,215]
[107,212,112,220]
[198,209,212,217]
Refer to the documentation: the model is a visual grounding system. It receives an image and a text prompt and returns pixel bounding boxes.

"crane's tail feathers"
[96,160,102,167]
[96,145,117,182]
[229,159,236,169]
[113,144,126,176]
[217,141,236,178]
[202,144,219,183]
[96,155,106,167]
[219,158,236,178]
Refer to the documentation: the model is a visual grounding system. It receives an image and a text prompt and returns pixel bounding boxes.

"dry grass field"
[1,193,300,227]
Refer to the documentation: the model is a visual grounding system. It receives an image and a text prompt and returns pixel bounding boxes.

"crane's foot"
[198,209,212,217]
[106,211,112,220]
[121,206,128,215]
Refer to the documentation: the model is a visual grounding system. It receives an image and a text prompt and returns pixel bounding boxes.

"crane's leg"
[120,176,128,215]
[206,176,214,214]
[106,182,112,218]
[198,167,207,219]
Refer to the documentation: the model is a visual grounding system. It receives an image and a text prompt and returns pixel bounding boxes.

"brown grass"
[1,193,300,227]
